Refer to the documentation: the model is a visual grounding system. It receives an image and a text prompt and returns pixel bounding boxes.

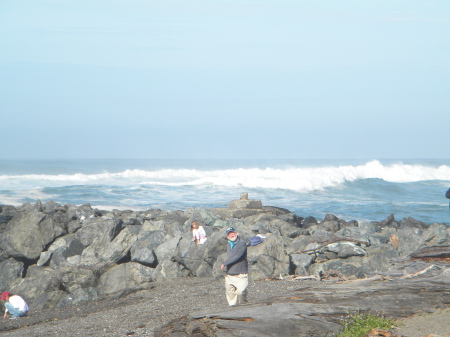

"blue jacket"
[223,236,248,275]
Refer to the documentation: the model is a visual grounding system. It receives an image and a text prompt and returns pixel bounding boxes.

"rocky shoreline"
[1,194,450,336]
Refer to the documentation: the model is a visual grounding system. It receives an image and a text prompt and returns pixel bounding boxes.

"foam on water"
[0,159,449,224]
[1,160,449,191]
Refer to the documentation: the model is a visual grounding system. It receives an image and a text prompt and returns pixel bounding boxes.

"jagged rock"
[140,212,187,238]
[97,262,154,297]
[323,241,367,259]
[60,266,97,292]
[0,210,67,260]
[272,218,307,238]
[131,230,166,267]
[153,259,186,281]
[154,236,182,264]
[9,265,62,309]
[247,234,290,279]
[301,216,318,228]
[397,227,425,256]
[58,287,98,306]
[336,226,372,243]
[74,217,121,247]
[422,223,450,245]
[0,258,24,289]
[37,251,52,266]
[358,245,400,277]
[1,197,449,315]
[290,253,313,275]
[399,217,428,230]
[37,234,86,268]
[173,229,223,278]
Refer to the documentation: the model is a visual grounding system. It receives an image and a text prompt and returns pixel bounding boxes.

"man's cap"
[0,291,11,301]
[226,227,236,234]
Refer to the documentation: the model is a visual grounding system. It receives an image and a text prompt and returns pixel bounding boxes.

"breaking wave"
[1,160,449,192]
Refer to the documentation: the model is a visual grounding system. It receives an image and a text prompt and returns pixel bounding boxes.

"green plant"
[335,311,396,337]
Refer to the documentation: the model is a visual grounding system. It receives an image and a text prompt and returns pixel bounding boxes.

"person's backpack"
[446,188,450,199]
[247,235,265,246]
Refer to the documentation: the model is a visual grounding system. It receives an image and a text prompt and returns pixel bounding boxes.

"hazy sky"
[1,1,449,159]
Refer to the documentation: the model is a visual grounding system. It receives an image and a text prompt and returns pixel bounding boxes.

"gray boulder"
[396,227,425,256]
[96,262,154,297]
[9,265,63,310]
[0,210,67,260]
[131,230,166,267]
[422,223,450,245]
[247,234,290,279]
[290,253,313,275]
[0,258,24,289]
[58,287,98,306]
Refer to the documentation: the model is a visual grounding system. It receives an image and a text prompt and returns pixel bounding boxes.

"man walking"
[220,227,248,306]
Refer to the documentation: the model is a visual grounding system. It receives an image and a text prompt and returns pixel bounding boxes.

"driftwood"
[156,273,450,336]
[284,275,319,281]
[399,265,439,279]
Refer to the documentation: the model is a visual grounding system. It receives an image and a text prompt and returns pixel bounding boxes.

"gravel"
[0,276,301,337]
[4,276,448,337]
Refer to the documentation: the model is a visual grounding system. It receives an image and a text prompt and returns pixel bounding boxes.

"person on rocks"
[190,221,207,245]
[219,227,248,306]
[1,291,29,319]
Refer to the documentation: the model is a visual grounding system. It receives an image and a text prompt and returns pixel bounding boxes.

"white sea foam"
[0,160,449,192]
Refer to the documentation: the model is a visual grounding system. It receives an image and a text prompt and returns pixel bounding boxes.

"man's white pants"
[225,273,248,306]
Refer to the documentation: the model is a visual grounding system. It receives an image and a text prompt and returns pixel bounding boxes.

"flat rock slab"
[155,273,450,336]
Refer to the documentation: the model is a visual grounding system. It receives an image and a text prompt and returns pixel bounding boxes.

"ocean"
[0,158,449,225]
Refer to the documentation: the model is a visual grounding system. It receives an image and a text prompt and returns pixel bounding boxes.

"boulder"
[247,234,290,279]
[290,253,313,275]
[154,236,182,264]
[422,223,450,246]
[131,230,166,267]
[58,287,98,306]
[0,258,24,289]
[336,226,372,244]
[9,265,62,310]
[96,262,154,297]
[396,227,425,256]
[59,266,97,292]
[37,234,86,268]
[323,241,367,259]
[0,210,67,260]
[74,218,122,247]
[1,198,450,314]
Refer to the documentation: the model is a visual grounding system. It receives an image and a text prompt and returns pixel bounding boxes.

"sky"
[0,0,449,160]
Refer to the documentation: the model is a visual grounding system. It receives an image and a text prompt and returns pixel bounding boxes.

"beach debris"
[400,265,440,279]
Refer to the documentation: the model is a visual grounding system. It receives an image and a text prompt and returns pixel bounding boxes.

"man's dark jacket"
[223,236,248,275]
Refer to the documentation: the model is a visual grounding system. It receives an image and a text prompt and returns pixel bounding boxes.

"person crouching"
[1,291,29,319]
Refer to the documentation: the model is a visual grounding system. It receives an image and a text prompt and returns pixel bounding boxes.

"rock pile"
[1,194,449,313]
